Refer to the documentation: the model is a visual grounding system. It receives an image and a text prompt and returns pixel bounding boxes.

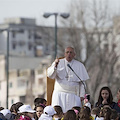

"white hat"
[0,109,11,116]
[18,105,35,113]
[39,114,52,120]
[44,106,56,116]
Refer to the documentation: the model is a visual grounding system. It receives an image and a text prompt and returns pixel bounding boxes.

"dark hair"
[0,107,4,111]
[54,105,63,116]
[34,104,45,110]
[34,98,46,106]
[91,107,100,115]
[10,103,17,113]
[97,86,113,106]
[79,106,91,120]
[15,102,24,113]
[110,109,118,120]
[34,104,45,120]
[72,106,81,120]
[72,106,81,112]
[91,107,100,117]
[63,110,76,120]
[99,107,111,120]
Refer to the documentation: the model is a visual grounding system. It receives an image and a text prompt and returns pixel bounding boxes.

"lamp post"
[0,28,20,108]
[6,29,9,109]
[43,13,70,59]
[0,29,9,108]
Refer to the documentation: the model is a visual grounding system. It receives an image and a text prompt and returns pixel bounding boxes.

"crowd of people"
[0,86,120,120]
[0,46,120,120]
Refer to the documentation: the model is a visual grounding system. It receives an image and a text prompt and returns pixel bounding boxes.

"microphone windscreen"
[67,64,70,67]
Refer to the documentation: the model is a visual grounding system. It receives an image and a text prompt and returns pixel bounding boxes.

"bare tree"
[58,0,120,104]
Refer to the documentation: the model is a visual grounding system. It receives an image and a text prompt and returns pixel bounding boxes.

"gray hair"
[65,46,76,53]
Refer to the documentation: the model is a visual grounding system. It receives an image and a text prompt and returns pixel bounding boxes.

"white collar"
[64,58,74,65]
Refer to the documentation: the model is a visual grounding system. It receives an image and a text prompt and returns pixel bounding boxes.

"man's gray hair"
[65,46,76,53]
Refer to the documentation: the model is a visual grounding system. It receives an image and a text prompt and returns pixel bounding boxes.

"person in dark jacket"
[113,89,120,113]
[0,113,6,120]
[5,103,18,120]
[95,86,116,109]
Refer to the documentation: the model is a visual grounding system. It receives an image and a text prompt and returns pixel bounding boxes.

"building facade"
[0,55,52,108]
[0,18,54,108]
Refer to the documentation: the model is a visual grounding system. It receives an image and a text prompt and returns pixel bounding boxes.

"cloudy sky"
[0,0,120,26]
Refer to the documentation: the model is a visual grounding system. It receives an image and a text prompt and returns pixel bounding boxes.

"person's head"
[110,109,119,120]
[72,106,81,120]
[10,103,18,114]
[43,105,56,116]
[0,109,11,116]
[99,107,111,120]
[53,105,63,118]
[117,89,120,100]
[18,105,35,119]
[34,104,45,118]
[97,86,113,105]
[64,47,75,62]
[34,98,47,107]
[63,109,76,120]
[0,107,4,111]
[79,106,91,120]
[15,102,24,113]
[91,107,100,119]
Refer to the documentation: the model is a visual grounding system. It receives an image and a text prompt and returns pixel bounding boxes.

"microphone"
[67,64,86,92]
[67,64,74,72]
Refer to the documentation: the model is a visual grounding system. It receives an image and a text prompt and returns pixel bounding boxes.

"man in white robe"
[47,47,89,113]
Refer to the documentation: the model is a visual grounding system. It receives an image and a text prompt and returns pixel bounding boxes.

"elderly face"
[64,47,75,62]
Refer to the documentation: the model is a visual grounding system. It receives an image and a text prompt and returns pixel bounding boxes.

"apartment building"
[0,54,52,108]
[0,18,54,108]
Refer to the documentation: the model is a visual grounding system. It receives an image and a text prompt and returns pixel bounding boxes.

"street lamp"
[0,28,20,108]
[43,13,70,59]
[0,29,9,108]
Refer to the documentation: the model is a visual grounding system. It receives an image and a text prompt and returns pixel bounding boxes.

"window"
[28,42,32,50]
[12,32,16,38]
[19,29,24,33]
[17,79,26,88]
[28,30,32,39]
[12,41,16,49]
[20,96,26,103]
[9,82,13,88]
[11,99,14,104]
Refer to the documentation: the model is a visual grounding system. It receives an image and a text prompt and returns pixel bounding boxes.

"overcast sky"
[0,0,120,26]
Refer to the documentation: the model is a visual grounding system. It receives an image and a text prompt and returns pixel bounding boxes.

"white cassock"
[47,58,89,113]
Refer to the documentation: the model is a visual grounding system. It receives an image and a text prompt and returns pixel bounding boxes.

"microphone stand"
[67,64,86,94]
[67,64,90,108]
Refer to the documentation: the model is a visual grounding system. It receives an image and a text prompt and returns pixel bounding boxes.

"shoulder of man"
[74,59,84,65]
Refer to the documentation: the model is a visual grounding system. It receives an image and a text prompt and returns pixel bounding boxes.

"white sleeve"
[79,81,86,98]
[47,62,57,79]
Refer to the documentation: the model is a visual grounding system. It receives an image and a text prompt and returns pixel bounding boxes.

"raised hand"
[54,57,59,68]
[102,99,108,105]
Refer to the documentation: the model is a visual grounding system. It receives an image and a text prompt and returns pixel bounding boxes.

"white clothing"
[85,102,91,109]
[47,58,89,113]
[39,114,52,120]
[96,116,104,120]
